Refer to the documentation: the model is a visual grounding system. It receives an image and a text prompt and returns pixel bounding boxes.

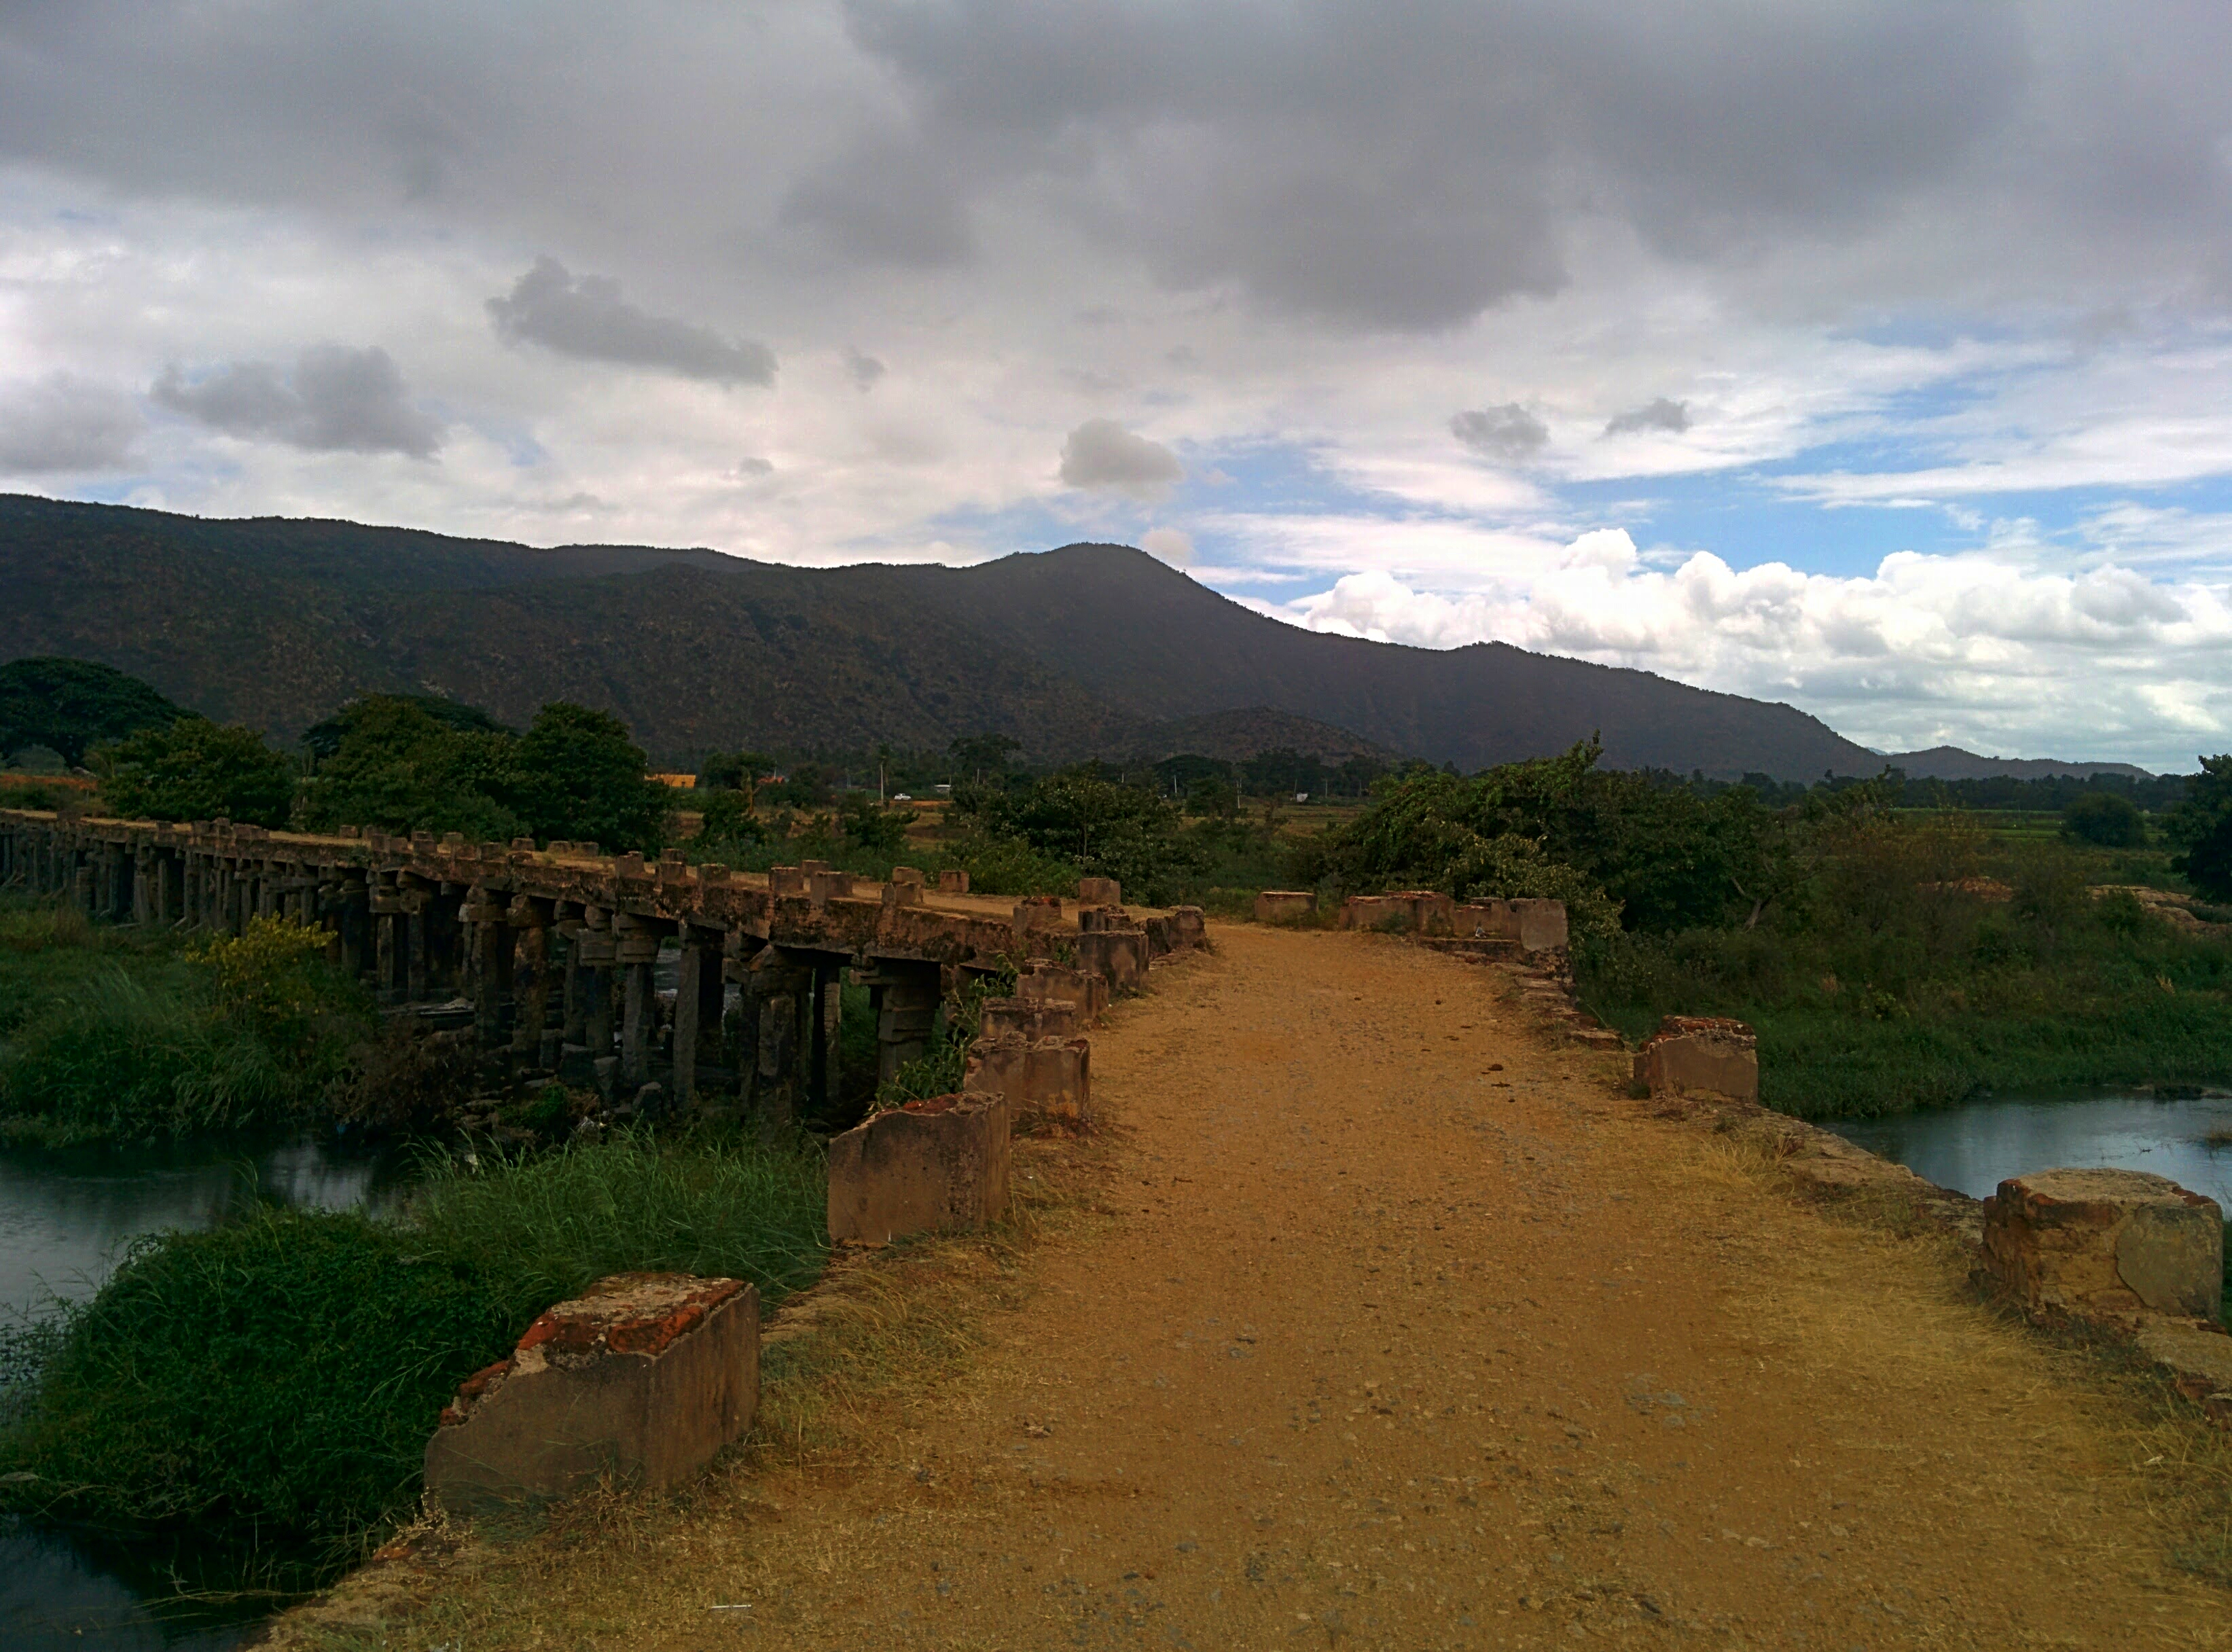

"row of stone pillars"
[1,821,950,1126]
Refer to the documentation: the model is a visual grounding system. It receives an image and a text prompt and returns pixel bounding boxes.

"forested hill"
[3,494,1885,777]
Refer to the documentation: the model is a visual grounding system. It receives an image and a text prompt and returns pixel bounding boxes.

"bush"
[0,1132,830,1580]
[2169,755,2232,902]
[93,717,296,827]
[296,694,526,841]
[0,1208,516,1568]
[2062,791,2146,848]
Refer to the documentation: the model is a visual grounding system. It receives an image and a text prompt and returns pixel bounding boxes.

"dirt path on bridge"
[315,925,2232,1650]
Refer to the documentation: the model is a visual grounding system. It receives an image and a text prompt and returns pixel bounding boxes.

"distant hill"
[1875,746,2157,782]
[0,494,2095,780]
[1110,707,1403,766]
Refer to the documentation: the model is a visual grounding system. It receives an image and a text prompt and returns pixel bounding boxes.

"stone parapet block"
[1019,963,1106,1026]
[979,995,1084,1042]
[1077,876,1121,905]
[937,868,971,894]
[1012,894,1063,937]
[1076,926,1149,992]
[1339,890,1455,936]
[827,1092,1012,1243]
[1982,1168,2224,1323]
[964,1032,1091,1128]
[1634,1016,1759,1103]
[1255,891,1317,923]
[425,1272,759,1511]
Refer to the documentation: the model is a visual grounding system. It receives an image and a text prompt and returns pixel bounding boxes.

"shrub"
[2062,791,2146,848]
[2169,755,2232,902]
[0,1208,516,1569]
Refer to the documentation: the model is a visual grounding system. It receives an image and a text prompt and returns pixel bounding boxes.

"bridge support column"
[672,923,725,1110]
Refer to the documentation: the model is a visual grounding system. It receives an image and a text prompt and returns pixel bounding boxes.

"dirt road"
[351,926,2232,1649]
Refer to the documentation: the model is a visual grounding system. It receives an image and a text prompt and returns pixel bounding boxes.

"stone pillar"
[406,883,436,1003]
[579,907,616,1063]
[463,884,510,1044]
[672,924,727,1110]
[614,913,663,1090]
[507,896,552,1064]
[556,907,587,1048]
[746,948,817,1132]
[869,960,942,1089]
[372,872,403,1002]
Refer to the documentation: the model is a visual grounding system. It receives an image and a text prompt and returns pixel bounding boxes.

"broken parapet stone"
[808,870,853,904]
[1170,905,1204,950]
[1013,894,1064,938]
[1255,891,1317,923]
[1079,903,1130,932]
[890,866,926,888]
[938,868,971,894]
[827,1092,1012,1243]
[1634,1016,1759,1102]
[1458,898,1569,952]
[1077,876,1121,905]
[964,1032,1092,1128]
[979,995,1085,1041]
[424,1272,759,1511]
[882,879,924,908]
[768,865,806,895]
[1019,963,1106,1027]
[1339,891,1456,936]
[1981,1169,2225,1324]
[1076,926,1149,993]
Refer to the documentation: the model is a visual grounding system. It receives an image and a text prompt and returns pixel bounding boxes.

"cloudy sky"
[3,2,2231,769]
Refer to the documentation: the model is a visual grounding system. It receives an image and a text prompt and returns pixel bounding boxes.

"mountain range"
[0,494,2153,780]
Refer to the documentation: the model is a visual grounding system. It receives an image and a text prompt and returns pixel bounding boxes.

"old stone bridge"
[0,809,1200,1121]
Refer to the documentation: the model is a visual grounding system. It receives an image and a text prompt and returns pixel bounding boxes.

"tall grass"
[0,1130,829,1583]
[0,905,370,1145]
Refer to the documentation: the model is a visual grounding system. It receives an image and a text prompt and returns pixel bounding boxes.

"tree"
[0,657,183,768]
[297,696,525,841]
[2060,791,2146,849]
[2167,756,2232,901]
[94,718,296,827]
[510,703,671,852]
[302,694,510,761]
[948,732,1022,785]
[698,749,775,810]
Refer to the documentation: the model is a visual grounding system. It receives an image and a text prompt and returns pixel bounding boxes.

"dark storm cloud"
[488,258,776,386]
[1604,398,1690,437]
[0,4,2227,331]
[0,375,141,473]
[1452,405,1548,463]
[152,345,442,458]
[1059,418,1183,497]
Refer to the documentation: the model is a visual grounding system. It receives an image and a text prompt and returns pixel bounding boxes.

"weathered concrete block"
[1077,876,1121,905]
[1076,927,1149,992]
[768,865,806,895]
[827,1092,1013,1243]
[979,994,1083,1041]
[425,1273,759,1511]
[1170,905,1204,949]
[1078,903,1128,931]
[1982,1168,2224,1323]
[808,870,853,903]
[1013,894,1063,937]
[964,1032,1092,1127]
[890,865,926,887]
[937,868,971,894]
[882,880,924,908]
[1634,1016,1759,1102]
[1019,963,1106,1026]
[1255,890,1317,923]
[1514,898,1568,952]
[1339,891,1454,935]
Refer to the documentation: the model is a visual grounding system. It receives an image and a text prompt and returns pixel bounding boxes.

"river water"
[1824,1091,2232,1211]
[1,1133,409,1651]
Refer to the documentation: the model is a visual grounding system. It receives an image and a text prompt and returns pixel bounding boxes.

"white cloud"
[1278,527,2232,768]
[1140,526,1193,564]
[0,373,140,473]
[1058,418,1183,499]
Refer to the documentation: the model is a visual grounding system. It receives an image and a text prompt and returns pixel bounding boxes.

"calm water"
[1825,1091,2232,1210]
[0,1133,410,1650]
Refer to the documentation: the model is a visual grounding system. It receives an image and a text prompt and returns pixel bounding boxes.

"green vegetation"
[0,1130,827,1580]
[2168,755,2232,902]
[874,960,1020,1109]
[298,695,673,852]
[0,905,372,1147]
[2062,790,2146,848]
[94,717,299,828]
[0,657,182,769]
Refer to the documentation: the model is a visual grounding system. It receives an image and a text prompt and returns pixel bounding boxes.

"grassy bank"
[0,898,372,1147]
[1577,835,2232,1117]
[0,1130,828,1585]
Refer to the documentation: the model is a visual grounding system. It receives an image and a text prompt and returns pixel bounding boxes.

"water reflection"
[0,1132,411,1318]
[0,1522,272,1651]
[1826,1092,2232,1210]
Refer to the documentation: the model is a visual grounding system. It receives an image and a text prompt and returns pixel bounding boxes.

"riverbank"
[257,927,2232,1647]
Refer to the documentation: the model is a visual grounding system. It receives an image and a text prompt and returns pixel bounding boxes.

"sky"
[3,3,2231,770]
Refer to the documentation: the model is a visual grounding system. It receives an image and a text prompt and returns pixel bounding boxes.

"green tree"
[2060,791,2146,848]
[695,787,768,850]
[839,793,915,853]
[2167,755,2232,901]
[301,694,510,761]
[959,766,1204,902]
[948,732,1023,785]
[94,718,296,827]
[297,696,525,841]
[0,657,183,768]
[511,703,671,852]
